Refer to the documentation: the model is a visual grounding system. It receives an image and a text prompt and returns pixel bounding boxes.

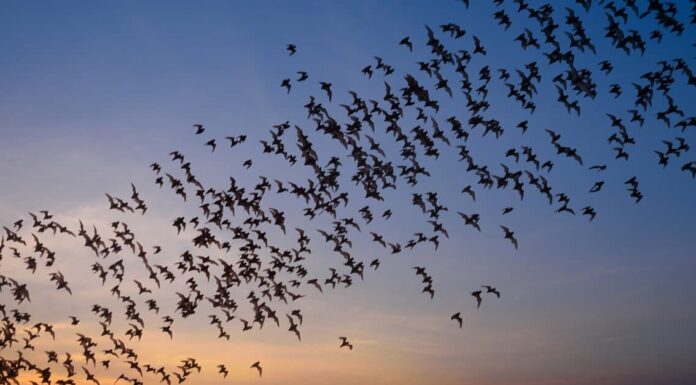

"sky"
[1,1,695,384]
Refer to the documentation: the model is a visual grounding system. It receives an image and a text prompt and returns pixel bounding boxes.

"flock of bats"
[1,0,695,384]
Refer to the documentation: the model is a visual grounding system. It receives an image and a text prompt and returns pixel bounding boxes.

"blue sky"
[1,1,695,384]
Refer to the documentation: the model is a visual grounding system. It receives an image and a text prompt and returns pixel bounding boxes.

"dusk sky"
[1,1,695,384]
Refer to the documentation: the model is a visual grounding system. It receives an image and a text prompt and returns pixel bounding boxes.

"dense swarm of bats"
[1,0,694,383]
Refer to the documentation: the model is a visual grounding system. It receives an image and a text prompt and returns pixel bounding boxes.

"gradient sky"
[1,1,695,384]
